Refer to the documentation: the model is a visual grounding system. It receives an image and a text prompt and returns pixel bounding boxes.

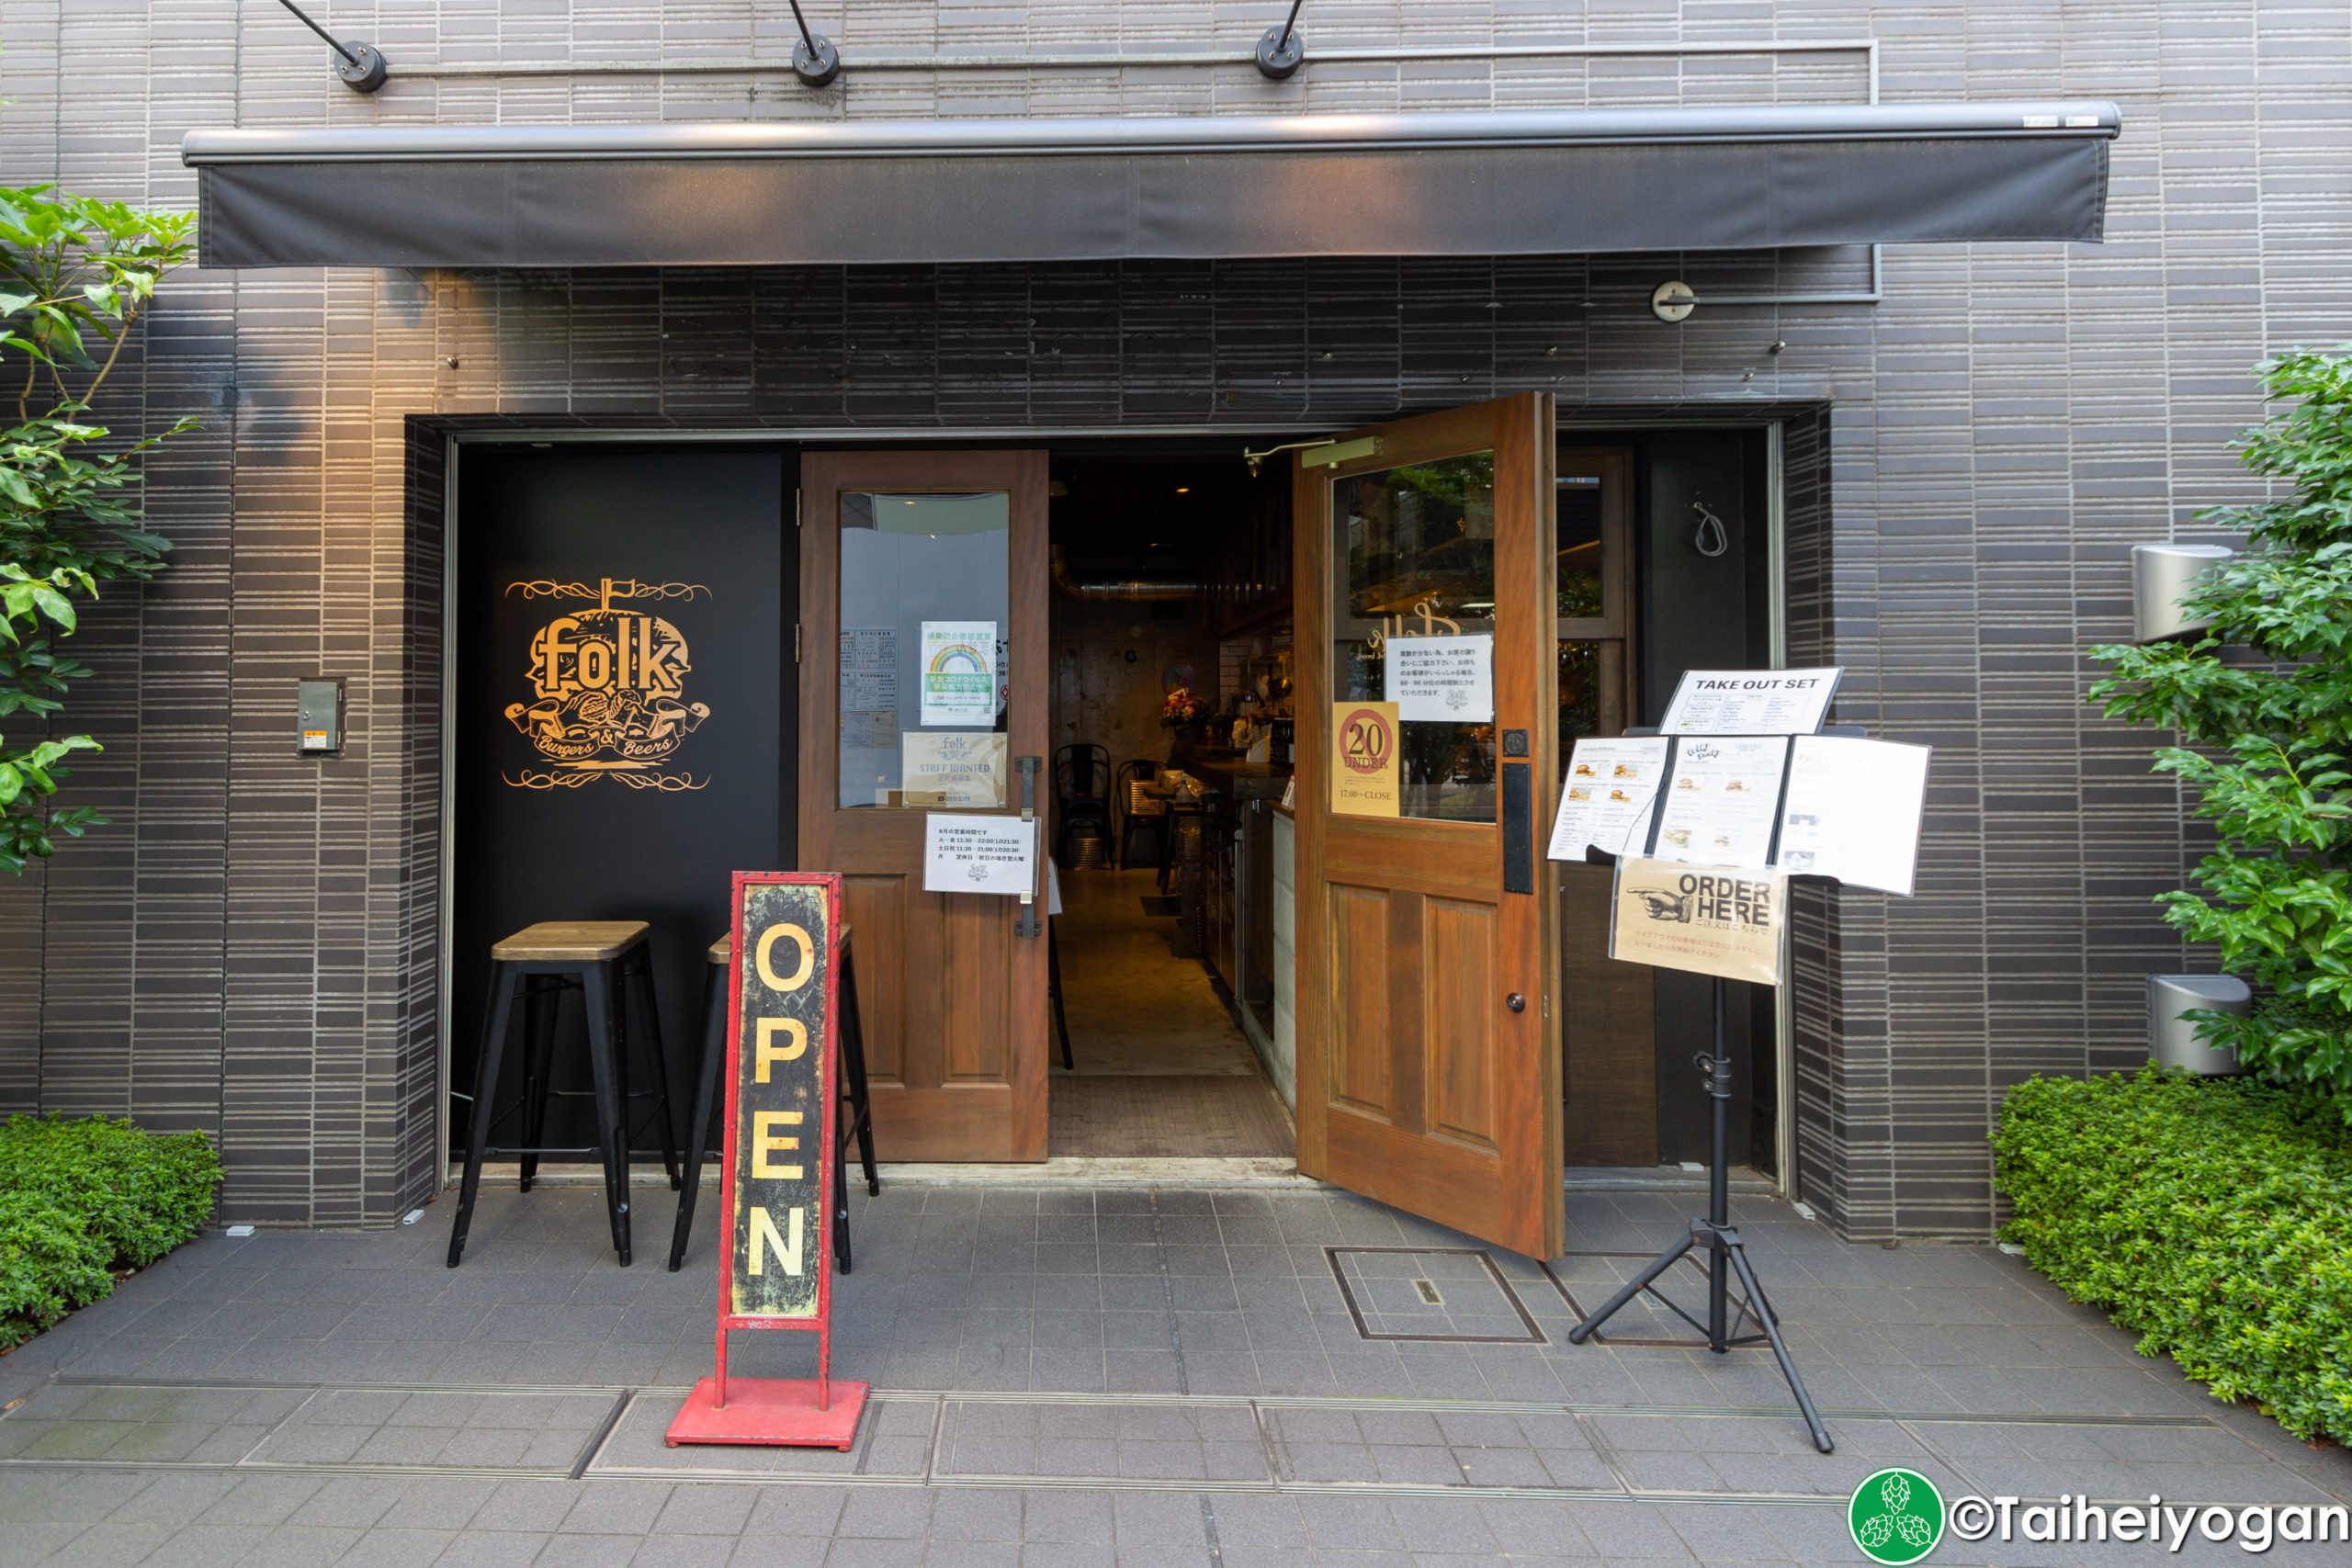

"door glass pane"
[1556,475,1604,618]
[1331,454,1497,822]
[838,491,1012,809]
[1559,639,1601,744]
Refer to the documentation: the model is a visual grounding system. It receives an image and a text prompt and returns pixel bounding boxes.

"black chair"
[1054,744,1113,863]
[1113,760,1164,870]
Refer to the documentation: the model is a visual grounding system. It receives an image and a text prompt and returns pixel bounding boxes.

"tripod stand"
[1566,975,1834,1454]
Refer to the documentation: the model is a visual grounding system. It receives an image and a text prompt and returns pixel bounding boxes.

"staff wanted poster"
[1388,634,1494,723]
[1659,668,1840,736]
[922,814,1036,896]
[1649,736,1789,870]
[1776,736,1931,896]
[1547,737,1668,862]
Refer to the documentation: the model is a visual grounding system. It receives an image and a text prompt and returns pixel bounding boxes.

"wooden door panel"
[1329,884,1394,1117]
[844,874,909,1085]
[802,448,1049,1162]
[1295,394,1562,1258]
[1426,897,1500,1151]
[943,894,1012,1081]
[1325,824,1490,896]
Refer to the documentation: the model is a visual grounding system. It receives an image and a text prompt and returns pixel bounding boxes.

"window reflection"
[1332,454,1498,823]
[837,491,1012,809]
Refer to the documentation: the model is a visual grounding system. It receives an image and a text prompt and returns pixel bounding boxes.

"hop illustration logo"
[1848,1468,1944,1564]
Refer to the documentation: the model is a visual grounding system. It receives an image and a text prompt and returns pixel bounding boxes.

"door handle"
[1507,993,1526,1013]
[1501,761,1534,895]
[1015,756,1042,938]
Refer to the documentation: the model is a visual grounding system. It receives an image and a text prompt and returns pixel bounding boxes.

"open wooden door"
[800,450,1050,1160]
[1294,396,1563,1258]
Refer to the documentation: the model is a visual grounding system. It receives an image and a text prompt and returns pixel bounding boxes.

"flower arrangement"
[1160,688,1212,729]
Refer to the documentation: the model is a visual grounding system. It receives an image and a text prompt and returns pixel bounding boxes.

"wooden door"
[800,450,1050,1161]
[1295,396,1563,1258]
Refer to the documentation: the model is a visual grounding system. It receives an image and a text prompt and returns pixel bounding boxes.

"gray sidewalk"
[1,1179,2345,1567]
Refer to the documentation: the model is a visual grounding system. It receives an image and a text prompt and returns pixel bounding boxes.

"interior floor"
[1049,865,1293,1157]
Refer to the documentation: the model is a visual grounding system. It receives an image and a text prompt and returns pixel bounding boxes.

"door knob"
[1506,992,1525,1013]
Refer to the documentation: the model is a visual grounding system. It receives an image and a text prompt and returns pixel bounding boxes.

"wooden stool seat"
[493,921,650,962]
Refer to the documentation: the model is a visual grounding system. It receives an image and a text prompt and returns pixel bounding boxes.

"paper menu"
[1774,736,1930,896]
[1546,737,1668,862]
[1648,736,1790,869]
[1387,634,1495,724]
[1659,668,1840,736]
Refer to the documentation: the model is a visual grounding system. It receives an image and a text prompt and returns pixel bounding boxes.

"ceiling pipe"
[1050,544,1203,602]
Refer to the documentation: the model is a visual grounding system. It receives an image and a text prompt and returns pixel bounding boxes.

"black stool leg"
[448,962,521,1268]
[627,946,681,1189]
[517,976,563,1193]
[1047,921,1073,1071]
[668,959,730,1272]
[840,944,879,1197]
[581,962,632,1266]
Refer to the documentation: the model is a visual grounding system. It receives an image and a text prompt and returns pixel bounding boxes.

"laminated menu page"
[1648,736,1791,870]
[1773,736,1931,896]
[1547,737,1668,862]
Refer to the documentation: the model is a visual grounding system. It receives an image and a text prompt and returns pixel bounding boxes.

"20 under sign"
[1848,1468,1947,1564]
[665,872,870,1450]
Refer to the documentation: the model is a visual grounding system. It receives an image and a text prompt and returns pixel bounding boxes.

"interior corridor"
[1049,865,1293,1157]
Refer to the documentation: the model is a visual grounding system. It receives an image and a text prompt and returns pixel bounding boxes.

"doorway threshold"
[447,1156,1317,1190]
[884,1156,1315,1188]
[1564,1165,1778,1196]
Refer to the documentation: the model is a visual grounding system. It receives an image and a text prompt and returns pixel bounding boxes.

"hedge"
[0,1114,221,1349]
[1992,1068,2352,1445]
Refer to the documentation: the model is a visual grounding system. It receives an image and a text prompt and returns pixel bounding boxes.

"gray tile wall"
[4,3,2342,1237]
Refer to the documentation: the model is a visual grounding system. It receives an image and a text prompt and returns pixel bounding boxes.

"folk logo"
[501,577,711,791]
[1848,1468,1945,1564]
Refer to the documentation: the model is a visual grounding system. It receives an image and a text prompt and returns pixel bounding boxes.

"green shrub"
[0,1113,220,1349]
[1992,1069,2352,1444]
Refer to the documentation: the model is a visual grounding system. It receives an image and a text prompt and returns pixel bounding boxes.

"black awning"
[181,102,2119,270]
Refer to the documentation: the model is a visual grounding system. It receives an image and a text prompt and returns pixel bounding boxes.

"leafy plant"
[1993,1070,2352,1445]
[2088,348,2352,1118]
[0,1112,221,1349]
[0,185,195,872]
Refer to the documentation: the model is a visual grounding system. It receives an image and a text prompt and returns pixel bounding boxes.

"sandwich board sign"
[666,871,868,1450]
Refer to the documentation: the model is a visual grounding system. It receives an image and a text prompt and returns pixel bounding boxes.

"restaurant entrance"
[444,410,1783,1258]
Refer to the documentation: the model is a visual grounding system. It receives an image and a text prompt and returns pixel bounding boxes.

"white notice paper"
[1388,635,1494,723]
[839,626,899,711]
[1774,736,1931,896]
[919,621,998,726]
[1659,668,1841,736]
[1650,736,1790,870]
[1547,737,1668,862]
[922,814,1036,896]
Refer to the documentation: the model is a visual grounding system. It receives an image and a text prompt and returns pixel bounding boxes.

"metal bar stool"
[447,921,679,1269]
[669,927,879,1273]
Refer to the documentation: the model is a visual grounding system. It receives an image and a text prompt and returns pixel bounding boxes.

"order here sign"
[667,872,868,1450]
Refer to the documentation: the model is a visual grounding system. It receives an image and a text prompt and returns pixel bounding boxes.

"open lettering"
[746,1204,804,1276]
[755,1017,808,1080]
[753,1111,804,1179]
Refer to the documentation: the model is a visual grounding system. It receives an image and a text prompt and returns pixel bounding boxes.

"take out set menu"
[1546,668,1931,898]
